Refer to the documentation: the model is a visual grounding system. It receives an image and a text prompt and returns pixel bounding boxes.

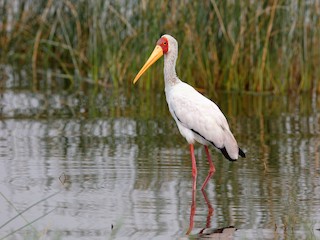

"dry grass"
[0,0,319,93]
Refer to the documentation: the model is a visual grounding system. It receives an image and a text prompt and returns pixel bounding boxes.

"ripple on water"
[1,88,320,240]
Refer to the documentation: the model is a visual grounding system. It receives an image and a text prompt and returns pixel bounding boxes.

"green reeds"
[0,0,319,92]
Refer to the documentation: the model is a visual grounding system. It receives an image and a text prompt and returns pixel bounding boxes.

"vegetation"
[0,0,319,92]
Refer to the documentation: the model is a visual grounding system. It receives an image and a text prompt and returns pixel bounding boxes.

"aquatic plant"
[0,0,319,92]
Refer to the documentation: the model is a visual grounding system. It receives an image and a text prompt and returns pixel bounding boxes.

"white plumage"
[166,81,240,159]
[162,34,244,161]
[133,34,245,190]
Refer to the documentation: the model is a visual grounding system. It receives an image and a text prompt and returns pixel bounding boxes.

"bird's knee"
[192,168,197,177]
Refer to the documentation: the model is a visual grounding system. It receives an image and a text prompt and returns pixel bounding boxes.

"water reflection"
[185,184,237,239]
[0,71,320,239]
[187,190,214,235]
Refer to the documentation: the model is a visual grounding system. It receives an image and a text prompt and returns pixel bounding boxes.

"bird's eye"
[163,42,167,45]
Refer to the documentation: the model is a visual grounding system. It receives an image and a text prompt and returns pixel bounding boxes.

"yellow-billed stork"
[133,34,246,191]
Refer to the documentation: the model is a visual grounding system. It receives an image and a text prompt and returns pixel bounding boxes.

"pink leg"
[201,146,216,190]
[186,188,196,235]
[201,189,214,229]
[190,144,197,191]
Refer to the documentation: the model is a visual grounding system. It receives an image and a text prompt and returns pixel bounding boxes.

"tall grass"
[0,0,319,92]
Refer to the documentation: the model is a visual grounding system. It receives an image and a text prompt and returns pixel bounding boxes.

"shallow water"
[0,71,320,239]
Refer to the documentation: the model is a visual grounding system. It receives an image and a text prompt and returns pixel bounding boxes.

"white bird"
[133,34,245,191]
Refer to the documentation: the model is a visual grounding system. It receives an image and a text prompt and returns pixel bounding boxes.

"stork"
[133,34,245,191]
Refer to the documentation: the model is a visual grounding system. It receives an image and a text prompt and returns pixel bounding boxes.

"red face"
[157,37,168,54]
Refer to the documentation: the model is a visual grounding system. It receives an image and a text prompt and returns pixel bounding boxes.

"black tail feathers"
[239,148,246,158]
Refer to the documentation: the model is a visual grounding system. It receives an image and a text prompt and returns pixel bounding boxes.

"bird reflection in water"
[186,186,236,239]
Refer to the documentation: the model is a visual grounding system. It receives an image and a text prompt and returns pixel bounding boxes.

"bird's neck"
[164,53,180,87]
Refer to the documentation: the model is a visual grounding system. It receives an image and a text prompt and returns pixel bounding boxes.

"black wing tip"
[239,148,246,158]
[220,147,246,161]
[220,147,237,162]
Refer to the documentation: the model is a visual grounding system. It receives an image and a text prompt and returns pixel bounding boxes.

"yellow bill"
[133,45,163,84]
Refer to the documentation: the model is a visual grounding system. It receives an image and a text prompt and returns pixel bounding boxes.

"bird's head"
[133,34,178,84]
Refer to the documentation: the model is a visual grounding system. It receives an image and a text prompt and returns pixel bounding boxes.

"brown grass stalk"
[32,0,53,90]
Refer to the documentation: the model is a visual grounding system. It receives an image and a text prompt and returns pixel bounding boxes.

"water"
[0,70,320,239]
